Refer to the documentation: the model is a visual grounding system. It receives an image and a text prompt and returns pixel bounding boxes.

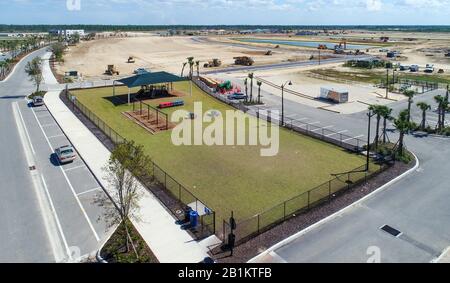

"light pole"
[281,80,293,126]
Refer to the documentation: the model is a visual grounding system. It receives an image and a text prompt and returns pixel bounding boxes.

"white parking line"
[31,107,101,242]
[48,134,65,139]
[342,135,364,142]
[77,187,102,197]
[309,121,321,125]
[311,125,334,132]
[64,165,86,172]
[42,123,57,128]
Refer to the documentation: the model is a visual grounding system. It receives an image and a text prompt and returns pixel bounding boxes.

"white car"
[55,145,77,164]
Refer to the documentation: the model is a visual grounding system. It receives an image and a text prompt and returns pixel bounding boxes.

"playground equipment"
[218,80,232,91]
[158,100,185,109]
[105,65,119,75]
[234,56,254,66]
[204,59,222,68]
[127,56,136,63]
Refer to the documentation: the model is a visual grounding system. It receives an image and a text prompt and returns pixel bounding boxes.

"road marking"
[326,130,349,137]
[41,174,73,262]
[13,102,69,262]
[311,125,334,132]
[42,123,57,128]
[31,107,101,242]
[15,102,36,155]
[64,165,86,172]
[77,187,102,197]
[309,121,321,125]
[47,134,65,139]
[342,135,364,142]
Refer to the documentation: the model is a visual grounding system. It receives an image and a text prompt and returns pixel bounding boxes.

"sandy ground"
[56,35,310,80]
[217,66,404,114]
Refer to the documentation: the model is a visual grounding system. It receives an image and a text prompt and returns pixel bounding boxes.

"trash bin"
[184,207,193,223]
[190,211,199,228]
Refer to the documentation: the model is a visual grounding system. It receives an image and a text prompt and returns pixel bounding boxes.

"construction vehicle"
[337,39,347,50]
[234,56,254,66]
[445,53,450,57]
[105,65,120,75]
[265,50,273,56]
[318,44,328,50]
[203,59,222,68]
[438,69,445,74]
[127,56,135,63]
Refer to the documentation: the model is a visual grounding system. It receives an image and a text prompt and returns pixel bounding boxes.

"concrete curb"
[431,246,450,263]
[1,48,45,82]
[248,152,420,263]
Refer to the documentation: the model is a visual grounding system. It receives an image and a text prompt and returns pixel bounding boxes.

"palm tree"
[195,61,200,77]
[394,110,413,157]
[186,57,194,79]
[403,90,416,123]
[181,62,187,77]
[248,73,254,103]
[416,102,431,131]
[257,81,262,104]
[434,95,445,132]
[368,105,383,149]
[379,105,393,144]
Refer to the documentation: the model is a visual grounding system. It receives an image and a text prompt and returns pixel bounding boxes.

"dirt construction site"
[57,31,450,114]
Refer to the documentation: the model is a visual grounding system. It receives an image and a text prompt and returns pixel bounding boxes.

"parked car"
[424,64,434,73]
[227,93,247,100]
[55,145,77,164]
[410,65,420,72]
[133,68,150,75]
[32,96,44,107]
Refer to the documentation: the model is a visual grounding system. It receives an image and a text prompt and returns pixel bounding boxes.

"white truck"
[424,64,434,73]
[320,87,349,104]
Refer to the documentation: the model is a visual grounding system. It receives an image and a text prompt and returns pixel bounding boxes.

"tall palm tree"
[394,110,412,157]
[403,89,416,123]
[186,57,194,79]
[379,105,393,144]
[248,73,254,103]
[195,61,200,77]
[434,95,445,132]
[257,81,262,104]
[416,102,431,131]
[368,105,383,149]
[181,62,187,77]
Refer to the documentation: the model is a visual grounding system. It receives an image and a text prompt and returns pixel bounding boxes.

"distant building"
[49,29,85,39]
[296,31,319,36]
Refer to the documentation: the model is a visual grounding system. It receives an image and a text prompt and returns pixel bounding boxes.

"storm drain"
[29,166,36,171]
[380,225,402,237]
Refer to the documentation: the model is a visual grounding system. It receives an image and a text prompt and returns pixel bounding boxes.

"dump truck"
[105,65,120,75]
[127,56,135,63]
[234,56,254,66]
[203,59,222,68]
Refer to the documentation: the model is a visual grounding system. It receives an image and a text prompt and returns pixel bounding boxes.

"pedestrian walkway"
[41,55,219,263]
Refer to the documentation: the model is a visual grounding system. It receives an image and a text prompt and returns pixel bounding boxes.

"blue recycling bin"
[190,211,199,228]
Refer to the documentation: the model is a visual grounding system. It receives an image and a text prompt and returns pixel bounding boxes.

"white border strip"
[248,152,420,263]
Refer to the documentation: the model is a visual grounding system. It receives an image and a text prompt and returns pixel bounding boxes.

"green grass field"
[72,82,366,223]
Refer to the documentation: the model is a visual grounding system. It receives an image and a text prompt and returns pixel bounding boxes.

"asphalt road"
[248,81,450,263]
[0,48,110,262]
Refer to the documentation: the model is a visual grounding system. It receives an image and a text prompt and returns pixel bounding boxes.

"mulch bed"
[211,160,415,263]
[123,110,175,134]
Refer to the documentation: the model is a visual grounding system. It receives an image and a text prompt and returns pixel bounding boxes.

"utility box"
[320,87,349,103]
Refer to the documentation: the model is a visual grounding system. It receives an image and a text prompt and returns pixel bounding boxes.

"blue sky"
[1,0,450,25]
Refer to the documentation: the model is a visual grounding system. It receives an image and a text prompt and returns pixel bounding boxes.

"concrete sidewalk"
[42,55,219,263]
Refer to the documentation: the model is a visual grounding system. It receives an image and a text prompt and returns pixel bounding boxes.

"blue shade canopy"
[116,71,186,88]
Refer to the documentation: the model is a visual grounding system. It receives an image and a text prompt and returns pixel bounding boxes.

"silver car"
[55,145,77,164]
[32,96,44,107]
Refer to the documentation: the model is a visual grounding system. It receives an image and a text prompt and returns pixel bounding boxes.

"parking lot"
[17,99,110,262]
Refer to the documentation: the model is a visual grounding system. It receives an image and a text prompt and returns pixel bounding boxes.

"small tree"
[181,62,187,77]
[103,140,153,259]
[434,95,445,132]
[195,60,200,77]
[368,105,383,150]
[25,57,43,93]
[248,73,254,103]
[378,105,393,144]
[50,42,65,62]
